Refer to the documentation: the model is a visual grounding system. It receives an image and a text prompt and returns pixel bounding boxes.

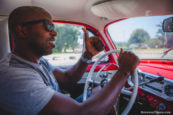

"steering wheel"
[83,50,138,115]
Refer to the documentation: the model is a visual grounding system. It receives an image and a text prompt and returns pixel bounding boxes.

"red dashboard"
[138,60,173,80]
[136,60,173,111]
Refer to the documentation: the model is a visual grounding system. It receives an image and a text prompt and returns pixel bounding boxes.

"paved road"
[44,54,81,66]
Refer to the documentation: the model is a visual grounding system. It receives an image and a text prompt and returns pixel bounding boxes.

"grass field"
[132,48,173,54]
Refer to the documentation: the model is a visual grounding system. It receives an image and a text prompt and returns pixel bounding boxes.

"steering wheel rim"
[83,50,138,115]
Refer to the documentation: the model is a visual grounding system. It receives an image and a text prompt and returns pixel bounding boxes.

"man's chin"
[43,50,53,56]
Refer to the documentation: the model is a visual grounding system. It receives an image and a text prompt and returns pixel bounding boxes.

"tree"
[156,23,173,48]
[165,33,173,48]
[156,23,166,48]
[54,24,81,53]
[147,38,162,48]
[128,29,151,44]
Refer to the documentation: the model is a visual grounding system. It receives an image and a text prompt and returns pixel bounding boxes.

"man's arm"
[53,28,104,84]
[53,51,92,84]
[39,50,140,115]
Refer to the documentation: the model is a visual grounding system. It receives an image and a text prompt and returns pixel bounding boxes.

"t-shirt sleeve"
[40,57,55,72]
[0,69,55,115]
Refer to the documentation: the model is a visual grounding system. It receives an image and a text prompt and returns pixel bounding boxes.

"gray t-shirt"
[0,53,60,115]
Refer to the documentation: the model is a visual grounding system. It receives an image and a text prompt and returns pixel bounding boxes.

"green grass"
[52,52,75,54]
[132,48,173,54]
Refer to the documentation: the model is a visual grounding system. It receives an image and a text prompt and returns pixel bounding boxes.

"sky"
[108,15,173,42]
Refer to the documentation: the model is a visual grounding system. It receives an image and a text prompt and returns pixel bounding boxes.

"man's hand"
[118,49,140,73]
[82,28,104,57]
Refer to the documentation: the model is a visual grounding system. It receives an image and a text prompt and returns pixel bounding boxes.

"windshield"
[107,15,173,60]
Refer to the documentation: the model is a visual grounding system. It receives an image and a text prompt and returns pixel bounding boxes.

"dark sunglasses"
[22,19,55,32]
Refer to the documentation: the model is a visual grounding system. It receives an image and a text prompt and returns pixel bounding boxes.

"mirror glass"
[163,17,173,32]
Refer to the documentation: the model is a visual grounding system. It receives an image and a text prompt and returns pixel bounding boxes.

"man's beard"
[28,41,52,57]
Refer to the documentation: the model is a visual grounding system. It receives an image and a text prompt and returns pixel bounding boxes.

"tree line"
[53,24,82,53]
[52,22,173,53]
[117,23,173,50]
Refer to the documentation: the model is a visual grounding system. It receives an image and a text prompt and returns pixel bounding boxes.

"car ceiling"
[0,0,173,29]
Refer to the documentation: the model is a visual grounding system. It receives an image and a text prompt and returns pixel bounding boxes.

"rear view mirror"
[162,17,173,32]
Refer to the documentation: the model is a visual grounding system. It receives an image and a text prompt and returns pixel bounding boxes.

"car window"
[44,22,106,68]
[107,15,173,60]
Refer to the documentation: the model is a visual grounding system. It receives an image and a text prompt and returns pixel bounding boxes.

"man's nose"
[50,29,57,36]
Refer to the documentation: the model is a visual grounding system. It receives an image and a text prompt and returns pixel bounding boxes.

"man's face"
[23,17,57,56]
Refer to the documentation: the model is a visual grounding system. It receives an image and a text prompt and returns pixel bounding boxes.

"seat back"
[0,18,10,60]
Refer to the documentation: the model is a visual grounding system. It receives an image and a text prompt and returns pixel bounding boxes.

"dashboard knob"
[158,103,166,111]
[164,85,173,97]
[153,100,158,105]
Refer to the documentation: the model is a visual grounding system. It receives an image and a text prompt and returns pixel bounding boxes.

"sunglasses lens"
[22,19,55,32]
[47,23,55,31]
[50,24,55,31]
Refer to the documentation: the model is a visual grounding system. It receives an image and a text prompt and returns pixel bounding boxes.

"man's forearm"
[65,59,88,83]
[81,70,130,115]
[41,70,132,115]
[64,51,93,83]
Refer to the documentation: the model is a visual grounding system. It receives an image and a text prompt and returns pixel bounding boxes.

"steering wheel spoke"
[121,87,133,96]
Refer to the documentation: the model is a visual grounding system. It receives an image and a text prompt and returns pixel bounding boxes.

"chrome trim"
[128,69,173,101]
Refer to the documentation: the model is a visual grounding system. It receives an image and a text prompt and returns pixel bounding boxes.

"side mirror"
[162,17,173,32]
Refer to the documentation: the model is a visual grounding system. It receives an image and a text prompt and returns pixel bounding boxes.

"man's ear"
[16,25,27,38]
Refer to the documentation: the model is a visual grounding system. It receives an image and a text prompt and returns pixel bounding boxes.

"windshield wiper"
[161,47,173,58]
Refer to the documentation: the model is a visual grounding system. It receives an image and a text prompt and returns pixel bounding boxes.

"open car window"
[43,22,107,69]
[107,15,173,60]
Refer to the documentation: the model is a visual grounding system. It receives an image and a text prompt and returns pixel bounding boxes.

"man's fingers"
[82,28,89,42]
[119,48,123,57]
[82,28,105,56]
[91,36,104,51]
[118,50,140,73]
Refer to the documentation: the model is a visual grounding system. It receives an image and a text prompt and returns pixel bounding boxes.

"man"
[0,6,139,115]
